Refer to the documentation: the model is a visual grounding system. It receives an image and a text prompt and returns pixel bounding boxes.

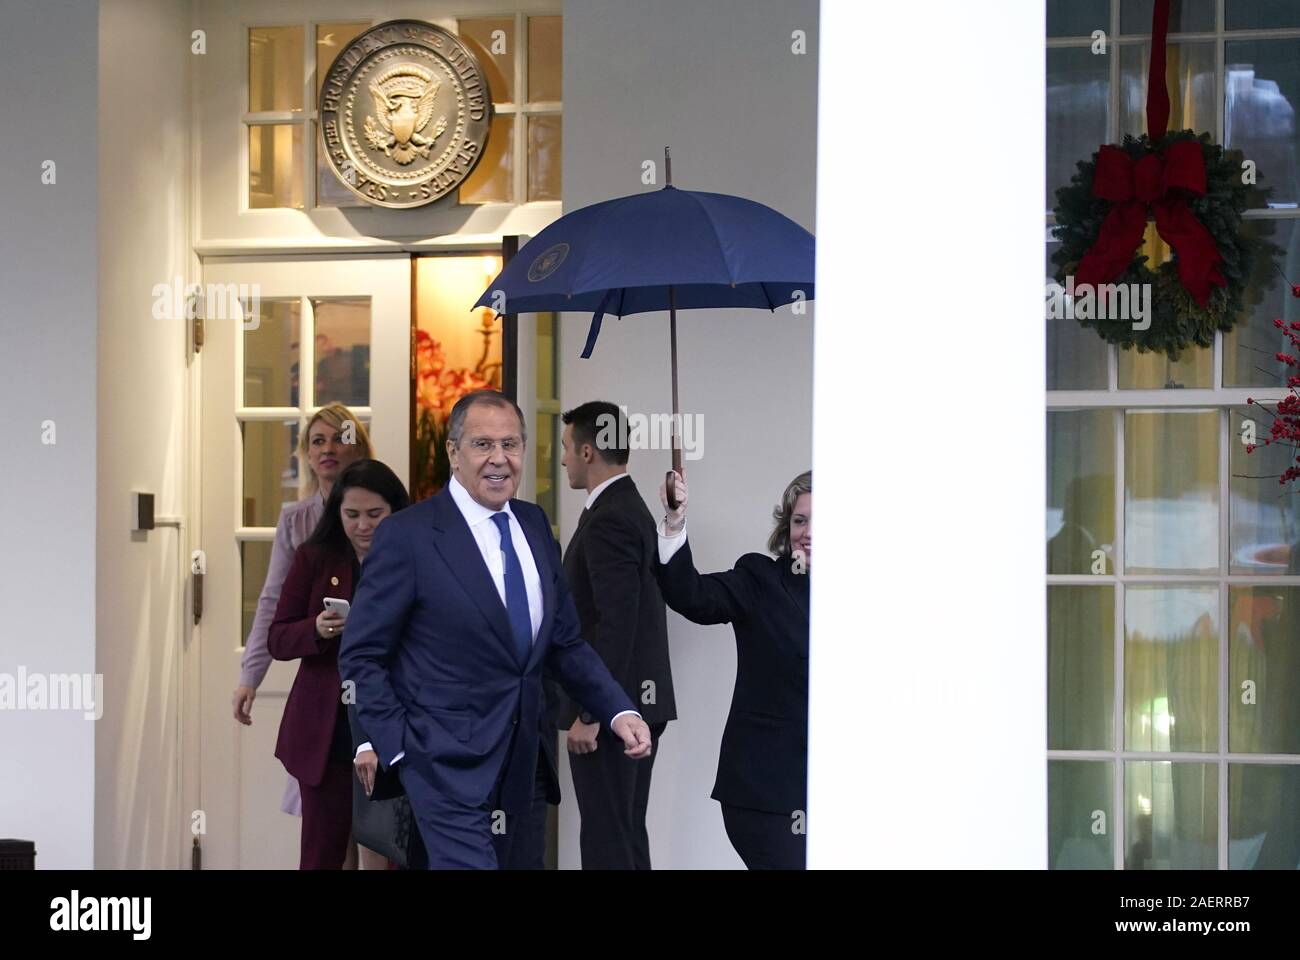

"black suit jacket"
[556,475,677,728]
[656,538,809,815]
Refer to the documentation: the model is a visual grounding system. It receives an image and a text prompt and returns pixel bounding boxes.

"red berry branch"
[1245,277,1300,483]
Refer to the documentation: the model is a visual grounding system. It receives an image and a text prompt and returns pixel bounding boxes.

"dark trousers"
[569,722,666,869]
[298,759,353,870]
[399,751,550,870]
[721,803,807,870]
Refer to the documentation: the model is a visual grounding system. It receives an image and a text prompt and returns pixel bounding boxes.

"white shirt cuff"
[355,741,373,758]
[609,709,641,728]
[389,750,405,766]
[656,518,687,564]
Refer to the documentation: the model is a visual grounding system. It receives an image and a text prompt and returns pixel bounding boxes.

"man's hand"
[354,748,378,797]
[233,685,256,725]
[610,714,653,759]
[567,717,600,755]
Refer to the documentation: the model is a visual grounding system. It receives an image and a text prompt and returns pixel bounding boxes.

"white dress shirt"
[448,474,545,639]
[362,474,638,764]
[657,517,688,564]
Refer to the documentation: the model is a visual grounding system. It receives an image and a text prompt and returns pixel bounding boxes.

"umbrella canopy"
[472,183,814,357]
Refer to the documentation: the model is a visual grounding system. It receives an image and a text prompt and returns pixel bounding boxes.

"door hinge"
[191,549,205,625]
[188,292,204,355]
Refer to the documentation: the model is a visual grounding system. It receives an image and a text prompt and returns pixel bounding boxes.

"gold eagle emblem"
[363,65,448,164]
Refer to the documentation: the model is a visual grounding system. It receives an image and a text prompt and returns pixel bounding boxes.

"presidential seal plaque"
[319,20,492,208]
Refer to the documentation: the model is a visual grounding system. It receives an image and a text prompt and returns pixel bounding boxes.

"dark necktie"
[491,512,532,663]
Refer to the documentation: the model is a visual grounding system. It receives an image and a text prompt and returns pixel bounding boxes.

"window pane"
[1223,221,1300,386]
[1124,410,1219,574]
[1229,404,1300,575]
[1124,761,1217,869]
[1125,586,1218,753]
[528,114,561,202]
[1120,41,1214,139]
[1115,233,1212,389]
[1225,40,1300,210]
[1047,234,1109,390]
[528,15,562,102]
[314,23,371,209]
[1229,587,1300,755]
[1227,0,1300,31]
[249,124,304,209]
[243,299,300,408]
[1049,586,1115,750]
[240,540,273,643]
[242,419,299,527]
[316,137,366,208]
[1047,0,1108,38]
[1048,409,1116,574]
[535,411,557,526]
[1121,0,1215,35]
[459,17,514,103]
[1118,340,1212,390]
[249,26,303,113]
[459,113,515,204]
[312,298,370,408]
[412,255,504,501]
[315,22,368,81]
[1047,48,1109,212]
[1049,761,1114,869]
[1229,765,1300,869]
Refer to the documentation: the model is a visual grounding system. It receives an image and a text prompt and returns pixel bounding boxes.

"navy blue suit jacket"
[338,485,635,814]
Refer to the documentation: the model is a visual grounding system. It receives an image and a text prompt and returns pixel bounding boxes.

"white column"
[810,0,1047,868]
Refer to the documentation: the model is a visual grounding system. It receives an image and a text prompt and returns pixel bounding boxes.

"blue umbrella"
[473,149,815,499]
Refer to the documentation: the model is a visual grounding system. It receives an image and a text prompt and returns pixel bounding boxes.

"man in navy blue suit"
[339,390,652,869]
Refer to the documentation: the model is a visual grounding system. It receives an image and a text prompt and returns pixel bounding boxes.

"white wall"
[0,0,100,869]
[558,0,818,869]
[93,0,197,869]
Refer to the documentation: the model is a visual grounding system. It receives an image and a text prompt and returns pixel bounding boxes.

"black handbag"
[346,704,420,868]
[350,770,415,868]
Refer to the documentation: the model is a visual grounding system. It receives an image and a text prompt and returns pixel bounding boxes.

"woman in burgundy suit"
[269,459,410,870]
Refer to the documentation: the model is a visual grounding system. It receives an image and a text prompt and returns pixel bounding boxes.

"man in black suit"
[557,401,676,869]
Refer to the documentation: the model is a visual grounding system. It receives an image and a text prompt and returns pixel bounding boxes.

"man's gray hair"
[447,389,528,448]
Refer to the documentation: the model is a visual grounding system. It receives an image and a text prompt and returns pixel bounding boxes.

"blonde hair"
[767,470,812,557]
[298,401,375,498]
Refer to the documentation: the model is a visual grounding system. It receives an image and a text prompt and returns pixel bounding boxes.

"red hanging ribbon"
[1073,0,1226,307]
[1148,0,1171,139]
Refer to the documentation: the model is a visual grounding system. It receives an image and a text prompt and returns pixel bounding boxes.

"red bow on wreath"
[1073,0,1226,308]
[1074,142,1226,306]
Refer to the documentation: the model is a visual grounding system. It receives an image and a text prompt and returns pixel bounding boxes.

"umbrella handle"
[665,470,679,511]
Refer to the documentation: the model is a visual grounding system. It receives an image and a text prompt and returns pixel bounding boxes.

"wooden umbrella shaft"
[667,285,682,509]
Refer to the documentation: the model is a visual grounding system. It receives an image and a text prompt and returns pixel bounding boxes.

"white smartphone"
[322,597,351,619]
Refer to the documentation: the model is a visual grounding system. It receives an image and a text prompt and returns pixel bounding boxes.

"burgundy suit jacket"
[268,541,356,787]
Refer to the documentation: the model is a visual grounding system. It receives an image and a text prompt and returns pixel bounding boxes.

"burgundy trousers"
[298,759,353,869]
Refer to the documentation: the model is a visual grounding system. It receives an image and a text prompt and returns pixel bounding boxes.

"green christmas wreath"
[1051,130,1264,360]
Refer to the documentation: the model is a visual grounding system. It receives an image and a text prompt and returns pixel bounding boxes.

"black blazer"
[556,475,677,727]
[656,538,809,815]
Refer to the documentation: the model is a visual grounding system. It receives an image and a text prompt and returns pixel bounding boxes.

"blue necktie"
[491,512,532,663]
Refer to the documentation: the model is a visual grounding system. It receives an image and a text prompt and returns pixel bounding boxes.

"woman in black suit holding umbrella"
[656,469,811,870]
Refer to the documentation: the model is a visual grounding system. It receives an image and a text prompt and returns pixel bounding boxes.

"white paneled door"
[197,256,410,868]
